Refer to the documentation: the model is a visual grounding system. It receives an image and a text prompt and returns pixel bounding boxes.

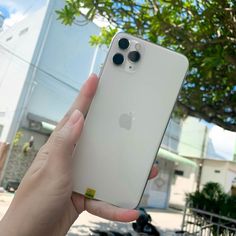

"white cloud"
[0,0,33,13]
[3,12,25,29]
[1,0,46,29]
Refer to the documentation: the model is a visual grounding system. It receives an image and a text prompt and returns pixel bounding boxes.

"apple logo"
[119,112,133,130]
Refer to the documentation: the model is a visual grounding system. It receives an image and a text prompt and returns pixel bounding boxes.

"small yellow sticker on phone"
[85,188,96,199]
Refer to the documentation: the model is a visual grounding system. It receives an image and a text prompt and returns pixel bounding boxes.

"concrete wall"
[200,159,236,192]
[2,146,37,187]
[2,127,48,186]
[26,0,106,123]
[201,160,227,189]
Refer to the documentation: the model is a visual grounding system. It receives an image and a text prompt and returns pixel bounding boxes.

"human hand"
[0,74,158,236]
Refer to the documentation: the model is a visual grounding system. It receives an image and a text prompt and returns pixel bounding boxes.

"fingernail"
[67,110,82,126]
[90,73,97,77]
[90,73,99,79]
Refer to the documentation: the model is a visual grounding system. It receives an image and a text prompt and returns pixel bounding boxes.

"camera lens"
[113,53,124,65]
[128,51,141,63]
[118,38,129,50]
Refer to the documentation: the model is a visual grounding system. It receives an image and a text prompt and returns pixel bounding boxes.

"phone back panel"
[73,32,188,208]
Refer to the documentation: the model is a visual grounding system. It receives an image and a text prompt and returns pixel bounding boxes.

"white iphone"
[73,32,188,209]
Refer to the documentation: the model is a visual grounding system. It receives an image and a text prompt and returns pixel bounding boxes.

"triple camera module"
[113,38,141,66]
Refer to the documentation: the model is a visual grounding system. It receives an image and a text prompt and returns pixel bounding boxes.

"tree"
[187,182,236,235]
[57,0,236,131]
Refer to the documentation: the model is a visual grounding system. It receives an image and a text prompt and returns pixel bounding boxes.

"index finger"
[55,73,99,131]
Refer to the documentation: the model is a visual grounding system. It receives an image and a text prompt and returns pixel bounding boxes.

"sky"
[0,0,109,29]
[208,125,236,159]
[0,0,45,29]
[0,0,236,160]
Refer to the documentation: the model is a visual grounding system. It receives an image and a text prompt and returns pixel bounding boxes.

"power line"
[21,0,40,17]
[0,42,80,92]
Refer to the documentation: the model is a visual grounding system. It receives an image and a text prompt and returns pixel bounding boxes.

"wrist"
[0,215,18,236]
[0,208,30,236]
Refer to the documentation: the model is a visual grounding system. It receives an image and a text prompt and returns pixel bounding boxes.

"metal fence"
[181,205,236,236]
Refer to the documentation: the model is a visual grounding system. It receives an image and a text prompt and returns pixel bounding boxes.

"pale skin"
[0,74,158,236]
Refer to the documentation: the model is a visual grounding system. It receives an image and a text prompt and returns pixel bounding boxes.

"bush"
[187,182,236,218]
[186,182,236,235]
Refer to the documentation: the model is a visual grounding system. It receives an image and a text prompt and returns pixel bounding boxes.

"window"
[19,27,29,36]
[6,36,13,41]
[214,170,221,173]
[174,170,184,176]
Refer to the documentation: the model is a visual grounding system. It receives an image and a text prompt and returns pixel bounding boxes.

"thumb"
[49,109,84,161]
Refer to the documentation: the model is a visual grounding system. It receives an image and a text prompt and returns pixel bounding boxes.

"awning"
[158,148,197,168]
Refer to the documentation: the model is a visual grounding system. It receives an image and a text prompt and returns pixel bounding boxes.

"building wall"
[16,128,49,150]
[38,0,101,88]
[225,168,236,193]
[0,0,106,141]
[169,164,197,208]
[161,118,182,153]
[140,157,175,208]
[201,160,228,192]
[0,3,49,142]
[0,0,107,184]
[26,0,106,123]
[178,116,207,158]
[0,0,107,137]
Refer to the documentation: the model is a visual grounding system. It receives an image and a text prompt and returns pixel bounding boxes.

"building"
[178,116,236,161]
[164,116,236,208]
[187,157,236,193]
[0,0,107,185]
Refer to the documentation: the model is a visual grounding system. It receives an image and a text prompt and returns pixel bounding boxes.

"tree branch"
[177,102,236,131]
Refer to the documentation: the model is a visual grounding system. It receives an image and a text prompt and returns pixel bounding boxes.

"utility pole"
[196,126,208,191]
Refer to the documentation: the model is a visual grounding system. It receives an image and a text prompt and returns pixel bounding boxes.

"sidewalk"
[0,191,14,220]
[69,209,183,235]
[0,192,183,235]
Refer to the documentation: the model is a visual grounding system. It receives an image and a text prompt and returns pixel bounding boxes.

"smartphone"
[73,32,188,209]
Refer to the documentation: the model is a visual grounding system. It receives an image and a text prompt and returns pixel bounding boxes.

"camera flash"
[135,43,141,50]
